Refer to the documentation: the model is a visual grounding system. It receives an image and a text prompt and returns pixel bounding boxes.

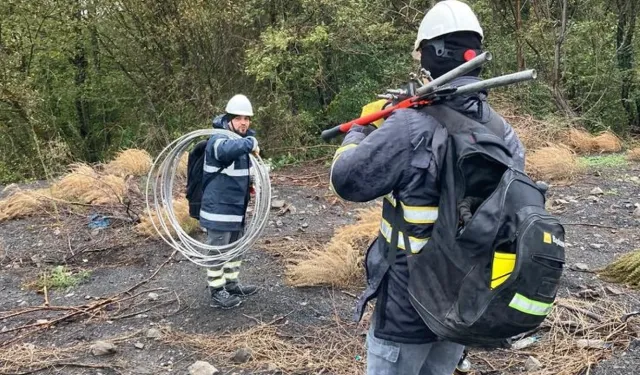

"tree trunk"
[71,5,93,161]
[615,0,638,128]
[515,0,525,70]
[552,0,575,117]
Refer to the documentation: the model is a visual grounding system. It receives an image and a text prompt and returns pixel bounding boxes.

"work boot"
[210,288,242,309]
[225,282,258,296]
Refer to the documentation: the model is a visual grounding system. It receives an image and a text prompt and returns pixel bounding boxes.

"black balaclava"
[420,31,483,80]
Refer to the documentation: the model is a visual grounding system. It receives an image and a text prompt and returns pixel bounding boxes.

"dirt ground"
[2,158,640,375]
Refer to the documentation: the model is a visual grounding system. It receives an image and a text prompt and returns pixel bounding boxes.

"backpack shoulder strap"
[385,193,413,269]
[420,104,506,139]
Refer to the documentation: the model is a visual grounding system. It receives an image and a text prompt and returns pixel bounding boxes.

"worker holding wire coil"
[145,94,271,310]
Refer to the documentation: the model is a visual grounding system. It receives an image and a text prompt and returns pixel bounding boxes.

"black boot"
[210,288,242,309]
[225,282,258,296]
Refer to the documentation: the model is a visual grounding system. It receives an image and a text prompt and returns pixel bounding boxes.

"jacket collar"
[212,114,256,137]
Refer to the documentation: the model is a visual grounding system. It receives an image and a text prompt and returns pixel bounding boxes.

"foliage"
[1,0,639,183]
[31,266,91,290]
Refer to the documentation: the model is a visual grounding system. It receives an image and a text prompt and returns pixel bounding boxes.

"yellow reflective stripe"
[509,293,553,316]
[207,269,224,278]
[224,261,242,269]
[224,271,240,280]
[385,195,438,224]
[333,143,357,159]
[403,206,438,224]
[208,278,226,288]
[379,219,429,254]
[329,144,357,200]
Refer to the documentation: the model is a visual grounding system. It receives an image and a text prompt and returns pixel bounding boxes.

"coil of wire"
[145,128,272,268]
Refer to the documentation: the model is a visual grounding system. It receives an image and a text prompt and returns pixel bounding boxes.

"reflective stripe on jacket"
[329,76,526,344]
[199,114,256,232]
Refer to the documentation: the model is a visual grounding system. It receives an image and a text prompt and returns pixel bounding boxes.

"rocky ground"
[1,157,640,375]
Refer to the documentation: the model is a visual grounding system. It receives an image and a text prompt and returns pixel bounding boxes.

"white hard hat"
[413,0,484,53]
[225,94,254,116]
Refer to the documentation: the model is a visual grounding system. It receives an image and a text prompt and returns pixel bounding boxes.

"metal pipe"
[417,52,492,96]
[451,69,537,97]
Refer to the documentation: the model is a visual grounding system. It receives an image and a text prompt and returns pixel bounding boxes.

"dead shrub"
[135,197,198,238]
[286,205,381,288]
[627,147,640,161]
[103,148,152,177]
[0,188,53,221]
[50,163,126,205]
[592,131,623,153]
[563,129,623,154]
[525,144,581,182]
[493,103,568,150]
[564,128,595,153]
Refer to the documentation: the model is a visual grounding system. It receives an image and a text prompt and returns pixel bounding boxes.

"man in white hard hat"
[200,94,260,309]
[329,1,525,374]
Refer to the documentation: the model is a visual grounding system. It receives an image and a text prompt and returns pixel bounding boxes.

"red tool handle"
[321,97,429,141]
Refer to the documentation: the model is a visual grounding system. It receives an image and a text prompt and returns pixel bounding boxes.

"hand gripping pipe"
[144,129,272,268]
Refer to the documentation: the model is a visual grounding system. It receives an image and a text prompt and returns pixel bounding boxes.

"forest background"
[1,0,638,183]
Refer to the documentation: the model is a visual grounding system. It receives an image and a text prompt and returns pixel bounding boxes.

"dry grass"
[564,129,623,154]
[627,147,640,161]
[494,104,569,151]
[593,131,623,153]
[0,163,128,221]
[135,197,198,238]
[176,152,188,178]
[0,332,139,374]
[598,250,640,288]
[286,205,381,288]
[165,320,365,375]
[0,188,53,221]
[525,144,582,182]
[564,128,595,153]
[103,148,152,177]
[50,163,126,205]
[478,298,638,375]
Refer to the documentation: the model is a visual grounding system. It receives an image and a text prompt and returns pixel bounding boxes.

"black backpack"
[389,104,565,348]
[185,140,208,219]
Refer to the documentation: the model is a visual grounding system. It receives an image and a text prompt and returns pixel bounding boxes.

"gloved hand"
[247,136,260,156]
[360,99,389,129]
[349,124,377,136]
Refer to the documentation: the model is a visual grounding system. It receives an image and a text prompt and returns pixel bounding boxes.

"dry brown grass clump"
[478,298,638,375]
[0,188,53,221]
[564,128,594,153]
[135,197,198,238]
[525,144,582,182]
[103,148,153,177]
[0,163,129,221]
[286,205,381,288]
[626,147,640,161]
[493,102,568,150]
[176,152,189,178]
[598,250,640,288]
[592,131,623,153]
[50,163,126,205]
[564,129,623,154]
[165,321,365,375]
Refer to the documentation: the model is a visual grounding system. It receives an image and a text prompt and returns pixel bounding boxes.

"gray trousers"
[205,230,243,289]
[366,315,465,375]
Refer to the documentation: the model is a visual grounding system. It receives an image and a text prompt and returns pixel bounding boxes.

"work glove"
[247,136,260,156]
[360,99,389,129]
[349,124,377,137]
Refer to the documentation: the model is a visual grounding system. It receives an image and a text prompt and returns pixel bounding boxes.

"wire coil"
[145,129,272,267]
